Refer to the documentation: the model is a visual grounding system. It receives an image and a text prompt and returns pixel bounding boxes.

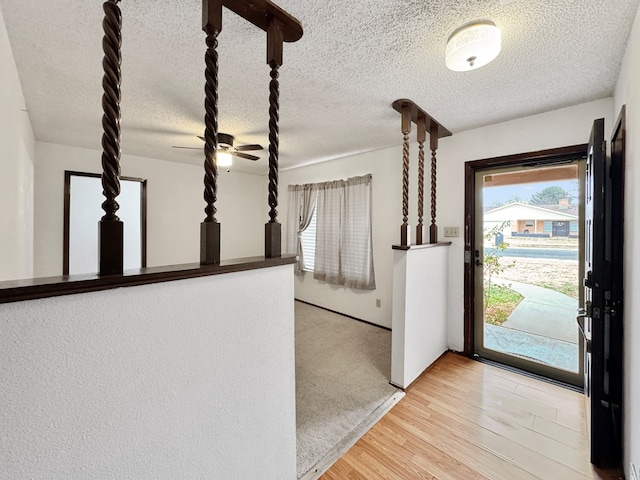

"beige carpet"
[295,301,400,478]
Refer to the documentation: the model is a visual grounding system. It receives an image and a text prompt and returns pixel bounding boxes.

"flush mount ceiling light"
[446,20,501,72]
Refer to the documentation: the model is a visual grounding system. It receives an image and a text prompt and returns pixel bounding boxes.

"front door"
[472,161,584,386]
[581,117,624,468]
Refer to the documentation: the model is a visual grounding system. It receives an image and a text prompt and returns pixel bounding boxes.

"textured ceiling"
[1,0,639,174]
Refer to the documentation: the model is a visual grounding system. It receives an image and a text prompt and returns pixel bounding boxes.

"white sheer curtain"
[314,174,375,290]
[342,175,375,289]
[286,184,317,274]
[313,180,344,284]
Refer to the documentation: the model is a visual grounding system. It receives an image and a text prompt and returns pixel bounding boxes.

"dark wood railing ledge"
[222,0,303,42]
[0,255,297,305]
[392,242,452,251]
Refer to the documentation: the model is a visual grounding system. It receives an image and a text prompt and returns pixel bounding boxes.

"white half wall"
[0,265,296,479]
[614,4,640,478]
[280,149,401,328]
[0,5,35,281]
[391,245,449,389]
[33,142,266,277]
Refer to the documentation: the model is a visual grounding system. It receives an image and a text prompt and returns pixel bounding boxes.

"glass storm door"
[473,161,584,387]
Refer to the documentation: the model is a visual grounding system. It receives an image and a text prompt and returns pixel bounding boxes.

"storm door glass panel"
[474,162,584,386]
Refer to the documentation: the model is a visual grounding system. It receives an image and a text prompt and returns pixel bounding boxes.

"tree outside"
[529,186,573,205]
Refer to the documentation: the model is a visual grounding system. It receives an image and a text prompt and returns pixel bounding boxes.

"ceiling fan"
[172,133,263,166]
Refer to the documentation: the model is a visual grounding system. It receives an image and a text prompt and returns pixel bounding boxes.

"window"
[300,204,317,271]
[286,174,375,290]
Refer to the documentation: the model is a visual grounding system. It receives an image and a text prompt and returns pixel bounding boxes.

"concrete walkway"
[485,279,580,372]
[497,279,579,344]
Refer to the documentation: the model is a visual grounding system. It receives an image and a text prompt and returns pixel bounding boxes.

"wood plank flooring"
[321,352,622,480]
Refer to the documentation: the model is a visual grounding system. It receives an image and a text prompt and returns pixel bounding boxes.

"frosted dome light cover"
[446,21,501,72]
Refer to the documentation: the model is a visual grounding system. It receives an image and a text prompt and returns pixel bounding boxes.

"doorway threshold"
[472,354,583,393]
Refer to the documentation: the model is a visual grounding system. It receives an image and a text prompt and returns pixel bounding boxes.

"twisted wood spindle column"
[400,106,411,246]
[265,19,284,258]
[268,63,279,224]
[416,117,426,245]
[200,1,222,265]
[429,129,438,244]
[98,0,123,276]
[203,32,220,224]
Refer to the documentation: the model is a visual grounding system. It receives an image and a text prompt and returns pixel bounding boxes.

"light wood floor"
[321,352,622,480]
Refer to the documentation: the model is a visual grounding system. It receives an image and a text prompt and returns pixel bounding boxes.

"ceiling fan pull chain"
[200,1,222,265]
[98,0,124,276]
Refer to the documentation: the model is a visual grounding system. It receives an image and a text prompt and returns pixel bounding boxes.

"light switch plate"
[443,226,459,237]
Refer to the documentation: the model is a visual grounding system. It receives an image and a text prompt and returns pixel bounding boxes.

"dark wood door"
[581,117,623,467]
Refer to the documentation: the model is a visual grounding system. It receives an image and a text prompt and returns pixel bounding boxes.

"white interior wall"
[280,149,401,329]
[0,265,296,480]
[33,142,266,277]
[0,5,35,282]
[614,4,640,478]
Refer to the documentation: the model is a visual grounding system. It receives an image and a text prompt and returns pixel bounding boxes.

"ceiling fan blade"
[197,135,205,142]
[232,151,260,161]
[172,145,203,150]
[235,144,264,151]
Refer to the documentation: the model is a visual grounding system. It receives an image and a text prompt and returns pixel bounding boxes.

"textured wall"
[614,4,640,478]
[0,266,296,479]
[0,5,35,282]
[33,141,266,278]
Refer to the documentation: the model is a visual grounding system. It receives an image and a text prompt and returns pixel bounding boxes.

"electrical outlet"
[631,462,640,480]
[443,226,459,237]
[376,299,381,308]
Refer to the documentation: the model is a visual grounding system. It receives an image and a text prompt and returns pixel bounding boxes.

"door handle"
[475,259,483,266]
[576,313,592,353]
[584,270,594,288]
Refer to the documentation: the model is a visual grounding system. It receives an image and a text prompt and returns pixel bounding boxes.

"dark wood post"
[429,128,439,244]
[416,116,426,245]
[265,19,284,258]
[400,105,411,246]
[200,0,223,265]
[99,0,124,276]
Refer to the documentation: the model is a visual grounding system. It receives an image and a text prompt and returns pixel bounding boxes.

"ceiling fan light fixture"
[446,20,501,72]
[216,150,233,167]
